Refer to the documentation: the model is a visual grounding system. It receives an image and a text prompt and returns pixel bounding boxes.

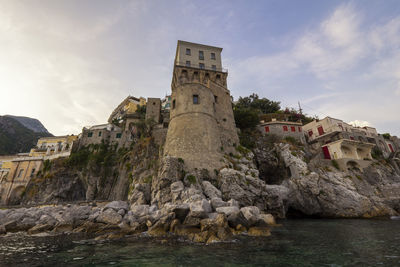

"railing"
[175,61,228,73]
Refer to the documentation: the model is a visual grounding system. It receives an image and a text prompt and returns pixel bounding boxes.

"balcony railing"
[175,61,228,73]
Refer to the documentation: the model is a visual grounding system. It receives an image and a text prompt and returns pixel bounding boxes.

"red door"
[318,126,324,136]
[388,144,394,153]
[322,146,331,159]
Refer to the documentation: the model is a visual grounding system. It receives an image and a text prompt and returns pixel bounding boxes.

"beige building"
[321,139,374,161]
[303,117,353,141]
[108,96,146,124]
[29,135,77,158]
[164,40,238,170]
[174,40,225,72]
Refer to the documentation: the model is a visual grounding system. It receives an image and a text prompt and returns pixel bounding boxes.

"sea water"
[0,219,399,266]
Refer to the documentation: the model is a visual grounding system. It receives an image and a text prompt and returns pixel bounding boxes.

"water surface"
[0,219,399,266]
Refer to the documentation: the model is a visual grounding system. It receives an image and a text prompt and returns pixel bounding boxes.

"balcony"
[175,61,228,73]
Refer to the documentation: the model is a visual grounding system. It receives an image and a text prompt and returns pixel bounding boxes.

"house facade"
[258,118,305,144]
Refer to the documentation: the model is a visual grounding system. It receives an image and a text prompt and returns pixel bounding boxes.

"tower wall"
[164,66,239,171]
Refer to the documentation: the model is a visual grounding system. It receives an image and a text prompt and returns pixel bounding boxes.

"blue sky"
[0,0,399,136]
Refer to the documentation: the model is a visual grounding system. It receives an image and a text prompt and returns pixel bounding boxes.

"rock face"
[253,141,400,218]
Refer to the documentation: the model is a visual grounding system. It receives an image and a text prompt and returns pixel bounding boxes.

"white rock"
[202,181,222,199]
[130,204,150,217]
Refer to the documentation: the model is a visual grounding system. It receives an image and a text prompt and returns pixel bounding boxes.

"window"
[186,48,191,55]
[88,132,93,137]
[172,100,176,109]
[186,61,191,67]
[291,126,296,132]
[283,126,288,132]
[199,51,204,60]
[265,126,270,133]
[308,130,313,137]
[211,52,216,60]
[214,95,218,103]
[193,95,199,104]
[211,65,216,71]
[17,169,24,178]
[298,127,302,132]
[116,133,122,138]
[199,63,205,69]
[98,131,102,137]
[350,136,354,140]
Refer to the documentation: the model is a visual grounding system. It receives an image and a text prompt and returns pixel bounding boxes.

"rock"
[193,231,210,243]
[183,215,202,226]
[147,226,167,237]
[206,234,220,244]
[208,213,218,220]
[248,227,271,237]
[258,214,276,226]
[3,220,18,232]
[171,181,184,193]
[174,225,201,236]
[0,225,6,235]
[211,197,229,210]
[118,209,125,216]
[228,199,240,208]
[189,199,212,218]
[202,181,222,199]
[216,206,239,217]
[130,204,150,217]
[149,205,158,213]
[53,223,73,233]
[172,205,190,223]
[28,224,53,235]
[169,219,180,232]
[217,226,232,240]
[38,215,57,226]
[227,211,250,229]
[240,206,260,226]
[96,209,123,225]
[105,201,129,211]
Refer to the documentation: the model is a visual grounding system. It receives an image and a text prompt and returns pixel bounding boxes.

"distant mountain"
[5,115,50,134]
[0,116,53,155]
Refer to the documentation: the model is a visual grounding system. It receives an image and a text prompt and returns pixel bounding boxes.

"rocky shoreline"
[0,200,276,244]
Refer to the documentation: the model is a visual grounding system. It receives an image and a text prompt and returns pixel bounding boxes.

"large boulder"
[211,197,229,210]
[216,206,240,217]
[240,206,260,226]
[130,204,150,218]
[189,199,212,218]
[96,209,123,225]
[105,201,129,212]
[202,181,222,199]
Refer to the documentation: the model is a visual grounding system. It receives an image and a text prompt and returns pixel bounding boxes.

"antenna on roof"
[298,101,303,115]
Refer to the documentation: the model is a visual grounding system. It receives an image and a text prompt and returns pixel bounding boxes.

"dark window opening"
[199,51,204,60]
[199,63,205,69]
[17,169,24,178]
[185,61,190,67]
[153,102,156,105]
[193,95,199,104]
[116,133,122,138]
[186,48,191,55]
[98,131,102,137]
[30,168,36,178]
[214,95,218,103]
[216,74,221,79]
[88,132,93,137]
[211,52,216,60]
[212,65,216,70]
[172,100,176,109]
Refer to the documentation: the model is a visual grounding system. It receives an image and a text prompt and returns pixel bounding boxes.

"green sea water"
[0,219,399,266]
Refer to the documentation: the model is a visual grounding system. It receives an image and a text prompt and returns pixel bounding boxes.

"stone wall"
[164,66,238,171]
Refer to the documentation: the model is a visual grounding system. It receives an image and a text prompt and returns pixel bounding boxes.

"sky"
[1,0,400,136]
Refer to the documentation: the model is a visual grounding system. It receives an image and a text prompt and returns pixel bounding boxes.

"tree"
[235,94,281,114]
[233,108,259,130]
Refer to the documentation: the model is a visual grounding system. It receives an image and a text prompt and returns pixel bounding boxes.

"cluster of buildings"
[1,40,399,205]
[259,114,400,171]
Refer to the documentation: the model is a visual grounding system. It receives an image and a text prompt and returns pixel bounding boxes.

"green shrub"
[178,158,184,164]
[331,160,340,170]
[187,175,196,184]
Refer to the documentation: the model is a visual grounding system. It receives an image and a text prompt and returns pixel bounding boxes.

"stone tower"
[164,40,239,170]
